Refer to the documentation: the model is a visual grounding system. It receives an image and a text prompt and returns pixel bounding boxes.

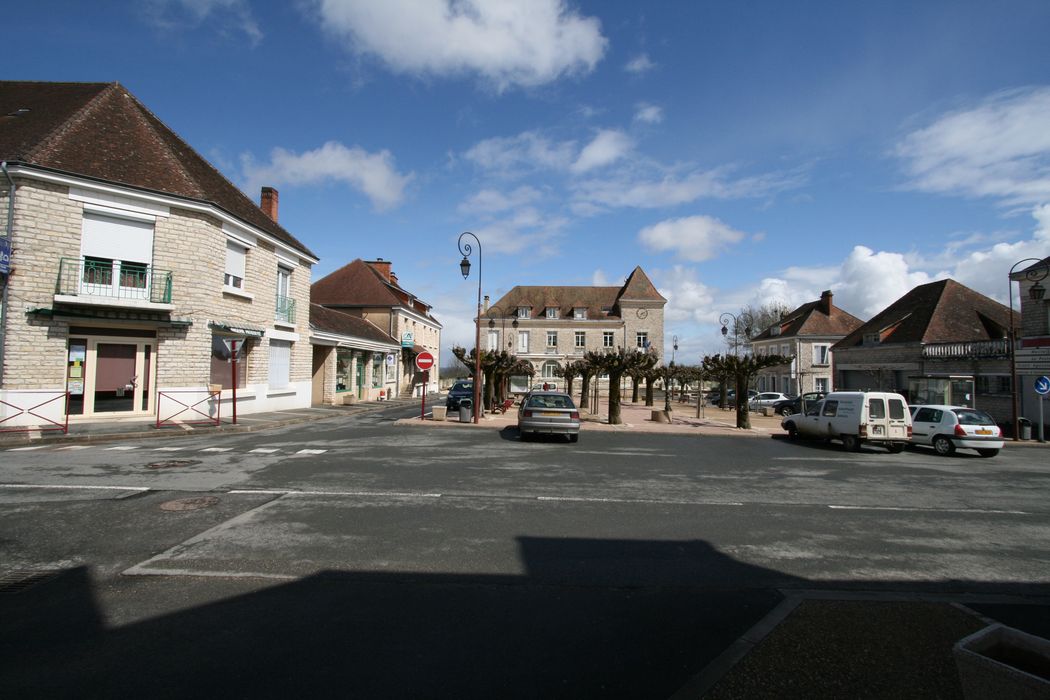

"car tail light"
[907,425,913,438]
[570,411,579,419]
[954,424,967,437]
[859,424,867,437]
[524,410,532,418]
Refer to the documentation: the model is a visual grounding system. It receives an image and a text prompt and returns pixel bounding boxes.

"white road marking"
[6,446,47,451]
[56,445,90,450]
[774,457,863,462]
[228,489,442,498]
[828,505,1030,515]
[153,447,185,451]
[537,496,744,506]
[106,446,139,451]
[199,447,233,452]
[249,448,280,454]
[572,450,675,457]
[0,483,149,492]
[295,449,327,455]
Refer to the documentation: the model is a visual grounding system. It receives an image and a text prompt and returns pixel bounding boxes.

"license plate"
[976,429,991,435]
[540,411,562,417]
[872,425,884,435]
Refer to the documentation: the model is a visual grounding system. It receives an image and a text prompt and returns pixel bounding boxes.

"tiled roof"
[309,304,397,345]
[311,259,439,323]
[0,81,315,258]
[834,279,1017,349]
[752,294,864,341]
[487,266,665,320]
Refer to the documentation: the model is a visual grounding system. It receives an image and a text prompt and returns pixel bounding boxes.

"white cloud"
[573,166,808,211]
[571,129,632,173]
[241,141,413,211]
[655,266,719,326]
[313,0,607,90]
[469,208,568,255]
[634,102,663,124]
[458,186,541,214]
[624,53,656,74]
[592,269,609,286]
[639,215,748,262]
[144,0,262,44]
[895,86,1050,205]
[464,131,576,175]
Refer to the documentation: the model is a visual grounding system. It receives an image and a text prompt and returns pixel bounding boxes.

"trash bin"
[1018,417,1032,441]
[459,398,473,423]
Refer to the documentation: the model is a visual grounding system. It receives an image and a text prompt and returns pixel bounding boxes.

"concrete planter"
[954,624,1050,700]
[431,406,447,421]
[340,394,356,405]
[651,410,671,424]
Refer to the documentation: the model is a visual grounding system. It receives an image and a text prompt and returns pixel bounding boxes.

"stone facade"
[0,176,315,420]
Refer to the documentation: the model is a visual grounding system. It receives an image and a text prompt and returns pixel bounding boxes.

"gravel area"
[705,600,986,699]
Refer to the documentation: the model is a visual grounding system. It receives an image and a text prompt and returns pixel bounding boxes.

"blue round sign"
[1036,376,1050,396]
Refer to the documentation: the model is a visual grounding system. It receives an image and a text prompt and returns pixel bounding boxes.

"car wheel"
[933,435,955,456]
[519,430,530,442]
[568,433,579,443]
[841,434,861,452]
[976,448,999,458]
[886,443,905,454]
[784,422,798,440]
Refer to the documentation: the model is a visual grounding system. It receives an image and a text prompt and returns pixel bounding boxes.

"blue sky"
[9,1,1050,361]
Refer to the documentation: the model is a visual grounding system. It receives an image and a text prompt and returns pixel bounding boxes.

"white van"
[781,391,912,452]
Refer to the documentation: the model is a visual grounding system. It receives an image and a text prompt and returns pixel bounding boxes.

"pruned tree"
[588,348,659,425]
[701,353,792,429]
[627,351,659,403]
[452,346,534,410]
[556,360,588,401]
[578,350,604,413]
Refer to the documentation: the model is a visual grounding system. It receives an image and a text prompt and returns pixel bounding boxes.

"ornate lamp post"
[1008,257,1050,440]
[670,334,679,401]
[719,312,754,357]
[458,232,482,424]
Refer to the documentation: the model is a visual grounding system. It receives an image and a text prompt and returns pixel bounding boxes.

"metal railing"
[0,390,69,434]
[922,338,1010,359]
[276,294,296,324]
[56,257,173,304]
[156,389,221,428]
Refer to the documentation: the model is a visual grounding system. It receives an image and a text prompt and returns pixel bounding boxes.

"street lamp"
[458,232,482,424]
[719,311,754,357]
[1008,257,1050,440]
[670,334,679,401]
[485,305,519,351]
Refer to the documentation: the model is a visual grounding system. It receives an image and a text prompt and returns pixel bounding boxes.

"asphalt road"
[2,403,1048,698]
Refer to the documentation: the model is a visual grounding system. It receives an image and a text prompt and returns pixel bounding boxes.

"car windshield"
[526,394,575,409]
[953,409,995,426]
[453,382,473,391]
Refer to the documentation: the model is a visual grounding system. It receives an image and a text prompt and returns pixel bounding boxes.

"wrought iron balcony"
[56,257,173,306]
[922,338,1010,359]
[276,294,296,324]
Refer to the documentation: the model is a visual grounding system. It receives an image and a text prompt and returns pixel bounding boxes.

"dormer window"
[770,325,781,337]
[864,332,880,345]
[545,307,558,319]
[517,307,531,319]
[573,307,586,320]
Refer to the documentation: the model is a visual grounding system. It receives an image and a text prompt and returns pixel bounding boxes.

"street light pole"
[458,232,482,424]
[1008,257,1049,440]
[719,312,754,357]
[671,334,679,401]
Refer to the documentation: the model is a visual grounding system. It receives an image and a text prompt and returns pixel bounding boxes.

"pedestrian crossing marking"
[106,446,139,451]
[56,446,90,450]
[200,447,233,452]
[7,446,46,451]
[153,447,184,451]
[249,448,280,454]
[295,449,327,455]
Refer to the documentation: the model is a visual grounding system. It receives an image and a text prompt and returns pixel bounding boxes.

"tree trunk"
[484,368,496,410]
[631,376,640,403]
[735,373,751,429]
[566,376,575,399]
[608,370,623,424]
[580,373,592,412]
[645,376,654,406]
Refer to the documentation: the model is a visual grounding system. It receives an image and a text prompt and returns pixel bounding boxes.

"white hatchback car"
[751,392,791,409]
[908,404,1003,457]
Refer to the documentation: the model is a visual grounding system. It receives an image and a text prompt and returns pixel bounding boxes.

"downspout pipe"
[0,161,15,387]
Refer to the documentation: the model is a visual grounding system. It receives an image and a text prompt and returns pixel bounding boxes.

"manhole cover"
[147,459,201,470]
[159,496,219,512]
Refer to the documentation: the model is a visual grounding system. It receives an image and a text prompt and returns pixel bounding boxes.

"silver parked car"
[517,391,580,442]
[908,404,1003,457]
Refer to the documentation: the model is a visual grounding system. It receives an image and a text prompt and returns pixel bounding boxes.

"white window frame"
[603,331,615,348]
[277,265,291,297]
[573,307,586,320]
[518,330,529,352]
[574,331,585,348]
[268,339,291,389]
[517,307,531,319]
[542,361,559,379]
[546,331,558,348]
[545,307,558,319]
[636,331,649,349]
[225,240,247,291]
[814,377,830,393]
[487,330,499,351]
[812,344,830,366]
[780,344,790,356]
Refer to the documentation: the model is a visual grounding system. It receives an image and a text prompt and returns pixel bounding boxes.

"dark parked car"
[445,380,475,410]
[773,391,826,416]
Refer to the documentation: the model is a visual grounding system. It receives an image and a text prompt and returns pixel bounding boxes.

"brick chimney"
[820,289,833,315]
[369,258,392,282]
[389,270,399,287]
[260,187,279,222]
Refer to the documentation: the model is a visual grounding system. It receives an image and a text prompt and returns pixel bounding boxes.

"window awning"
[209,321,266,338]
[27,307,192,327]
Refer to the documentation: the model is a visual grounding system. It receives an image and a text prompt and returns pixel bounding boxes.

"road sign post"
[1036,376,1049,443]
[415,352,435,420]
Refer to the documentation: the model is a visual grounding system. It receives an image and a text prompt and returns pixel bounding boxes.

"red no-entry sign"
[415,351,435,371]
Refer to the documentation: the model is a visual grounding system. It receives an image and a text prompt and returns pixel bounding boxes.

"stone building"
[311,258,441,399]
[484,266,666,390]
[750,290,864,395]
[1011,256,1050,432]
[0,81,316,426]
[308,304,401,405]
[832,279,1017,422]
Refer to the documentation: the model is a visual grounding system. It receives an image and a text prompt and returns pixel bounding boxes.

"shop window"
[371,352,384,388]
[210,335,249,389]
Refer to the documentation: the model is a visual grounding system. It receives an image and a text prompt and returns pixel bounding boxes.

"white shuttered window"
[225,241,246,288]
[268,340,291,389]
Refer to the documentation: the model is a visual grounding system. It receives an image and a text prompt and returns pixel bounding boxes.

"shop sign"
[401,332,414,348]
[0,237,10,274]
